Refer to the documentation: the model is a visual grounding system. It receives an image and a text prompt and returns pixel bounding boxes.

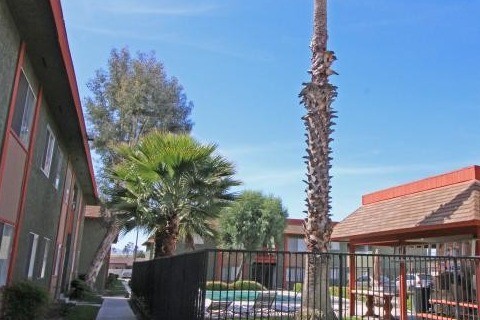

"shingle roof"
[332,180,480,242]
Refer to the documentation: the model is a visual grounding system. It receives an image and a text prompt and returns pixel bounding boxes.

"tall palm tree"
[108,131,240,257]
[300,0,337,318]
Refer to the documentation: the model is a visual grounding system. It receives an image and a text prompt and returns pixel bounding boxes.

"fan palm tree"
[107,131,240,257]
[300,0,337,318]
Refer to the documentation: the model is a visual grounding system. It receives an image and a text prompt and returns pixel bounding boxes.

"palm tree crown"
[108,131,240,257]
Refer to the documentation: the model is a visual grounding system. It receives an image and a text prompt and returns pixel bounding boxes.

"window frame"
[27,233,39,279]
[40,238,51,279]
[0,223,14,286]
[53,147,64,190]
[41,125,56,178]
[11,70,37,148]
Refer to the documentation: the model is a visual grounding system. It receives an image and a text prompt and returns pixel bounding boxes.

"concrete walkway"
[96,297,137,320]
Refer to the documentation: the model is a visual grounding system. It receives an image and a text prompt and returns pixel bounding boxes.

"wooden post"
[349,243,356,317]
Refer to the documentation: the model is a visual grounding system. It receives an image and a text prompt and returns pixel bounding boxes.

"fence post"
[453,257,460,319]
[348,244,356,317]
[399,248,408,320]
[339,254,343,320]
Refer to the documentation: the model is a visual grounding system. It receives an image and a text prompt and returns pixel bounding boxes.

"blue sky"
[61,0,480,250]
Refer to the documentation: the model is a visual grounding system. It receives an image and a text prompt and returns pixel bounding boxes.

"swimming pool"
[205,290,259,302]
[205,290,302,313]
[205,290,301,303]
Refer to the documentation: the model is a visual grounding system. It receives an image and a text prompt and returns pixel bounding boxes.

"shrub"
[205,281,229,290]
[3,281,49,320]
[293,283,302,293]
[105,273,118,288]
[69,278,97,301]
[230,280,267,291]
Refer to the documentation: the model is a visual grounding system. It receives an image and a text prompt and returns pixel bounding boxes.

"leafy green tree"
[300,0,337,318]
[219,190,287,251]
[219,191,287,281]
[109,131,240,257]
[86,47,193,177]
[84,47,193,287]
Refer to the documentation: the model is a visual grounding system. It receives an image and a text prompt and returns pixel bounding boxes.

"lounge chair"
[205,299,233,319]
[248,291,277,318]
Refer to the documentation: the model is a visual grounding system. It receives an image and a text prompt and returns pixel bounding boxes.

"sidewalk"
[96,297,137,320]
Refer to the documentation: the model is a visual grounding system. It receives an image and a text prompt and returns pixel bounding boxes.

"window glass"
[287,237,298,251]
[288,237,306,252]
[11,72,36,147]
[41,126,56,177]
[286,267,304,282]
[297,238,306,252]
[40,238,50,279]
[27,233,39,279]
[0,223,13,286]
[221,266,239,281]
[355,245,371,253]
[54,148,64,189]
[330,242,341,251]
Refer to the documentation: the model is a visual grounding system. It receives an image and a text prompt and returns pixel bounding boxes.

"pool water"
[206,290,259,301]
[205,290,301,303]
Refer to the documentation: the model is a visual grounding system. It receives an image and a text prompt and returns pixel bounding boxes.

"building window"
[53,148,64,189]
[40,238,51,279]
[287,237,307,252]
[0,223,14,286]
[221,266,239,281]
[355,245,372,253]
[330,242,341,251]
[11,71,36,147]
[41,126,56,177]
[286,267,304,283]
[27,233,39,279]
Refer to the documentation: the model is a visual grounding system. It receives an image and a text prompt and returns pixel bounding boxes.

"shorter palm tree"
[108,131,240,257]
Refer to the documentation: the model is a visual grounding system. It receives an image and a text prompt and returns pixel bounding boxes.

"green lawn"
[65,305,100,320]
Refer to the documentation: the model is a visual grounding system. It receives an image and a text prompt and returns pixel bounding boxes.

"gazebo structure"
[332,165,480,319]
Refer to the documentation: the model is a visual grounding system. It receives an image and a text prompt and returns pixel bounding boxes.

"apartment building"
[0,0,97,298]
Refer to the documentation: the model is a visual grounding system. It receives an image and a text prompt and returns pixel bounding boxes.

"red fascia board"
[48,0,98,199]
[362,165,480,205]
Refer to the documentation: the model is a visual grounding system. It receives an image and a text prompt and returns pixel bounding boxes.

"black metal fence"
[131,249,480,319]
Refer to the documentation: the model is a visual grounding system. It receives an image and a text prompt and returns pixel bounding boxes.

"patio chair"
[205,299,233,319]
[246,291,277,318]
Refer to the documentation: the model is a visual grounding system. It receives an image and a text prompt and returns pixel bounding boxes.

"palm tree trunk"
[300,0,337,318]
[85,222,120,288]
[154,214,180,257]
